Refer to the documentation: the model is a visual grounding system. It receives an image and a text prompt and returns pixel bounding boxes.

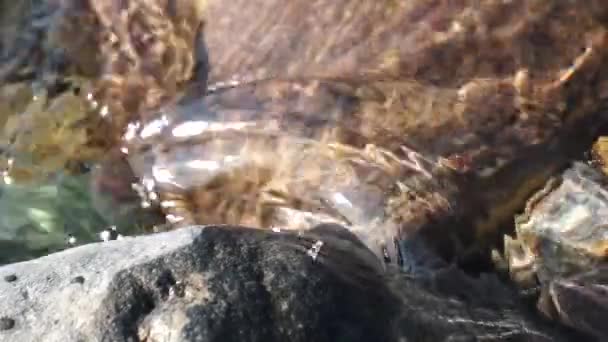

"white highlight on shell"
[2,171,12,185]
[307,240,324,261]
[556,205,591,235]
[148,192,158,201]
[142,176,157,192]
[123,122,141,141]
[140,115,169,139]
[131,177,159,208]
[99,230,111,242]
[171,120,258,138]
[67,235,77,246]
[184,159,220,171]
[99,226,119,242]
[450,21,463,33]
[331,192,353,208]
[171,120,209,138]
[166,214,185,224]
[99,105,109,118]
[160,200,179,208]
[152,166,177,187]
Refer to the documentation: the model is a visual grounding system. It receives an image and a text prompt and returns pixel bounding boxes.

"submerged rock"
[197,0,608,175]
[507,162,607,285]
[544,266,608,341]
[3,0,608,182]
[504,162,608,339]
[202,0,608,87]
[0,225,581,341]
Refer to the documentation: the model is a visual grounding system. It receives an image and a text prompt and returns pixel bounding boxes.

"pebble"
[3,274,17,283]
[0,317,15,331]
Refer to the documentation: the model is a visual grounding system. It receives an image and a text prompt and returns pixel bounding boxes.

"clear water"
[0,170,168,265]
[0,173,105,264]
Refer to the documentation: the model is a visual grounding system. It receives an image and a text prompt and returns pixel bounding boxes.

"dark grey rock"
[545,266,608,341]
[70,275,85,285]
[0,225,583,341]
[0,317,14,331]
[3,274,16,283]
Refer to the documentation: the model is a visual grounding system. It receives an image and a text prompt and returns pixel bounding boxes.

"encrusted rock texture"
[202,0,608,168]
[0,225,583,342]
[2,0,608,176]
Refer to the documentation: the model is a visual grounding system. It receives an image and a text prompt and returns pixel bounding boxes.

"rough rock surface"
[3,0,608,180]
[508,162,608,287]
[546,266,608,341]
[0,225,583,342]
[203,0,607,84]
[199,0,608,169]
[504,161,608,340]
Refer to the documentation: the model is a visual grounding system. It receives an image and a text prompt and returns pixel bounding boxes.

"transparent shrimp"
[121,78,458,264]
